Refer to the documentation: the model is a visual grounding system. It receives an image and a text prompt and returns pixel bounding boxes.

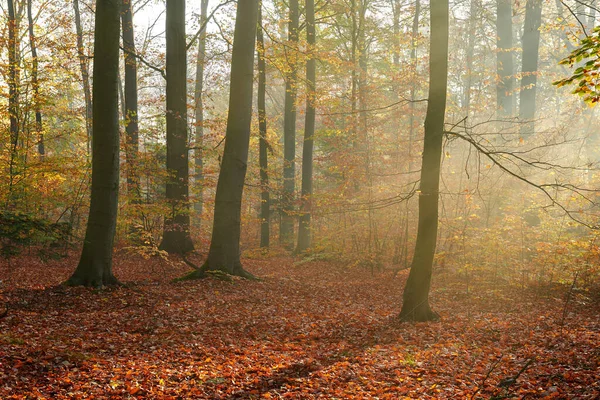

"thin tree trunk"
[399,0,449,322]
[464,0,477,115]
[588,1,596,30]
[193,0,259,277]
[67,0,121,287]
[7,0,19,206]
[27,0,43,161]
[404,0,420,268]
[392,0,401,165]
[280,0,299,248]
[392,0,400,67]
[73,0,93,155]
[296,0,316,253]
[257,1,270,248]
[159,0,194,253]
[519,0,542,136]
[350,0,358,185]
[194,0,209,228]
[358,2,368,178]
[497,0,514,118]
[121,0,140,204]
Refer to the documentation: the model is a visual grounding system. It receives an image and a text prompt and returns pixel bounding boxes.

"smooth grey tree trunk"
[257,1,270,248]
[403,0,420,267]
[67,0,121,287]
[194,0,209,228]
[497,0,514,118]
[27,0,44,160]
[189,0,259,277]
[121,0,140,204]
[73,0,93,155]
[464,0,478,115]
[7,0,19,206]
[399,0,448,322]
[280,0,299,248]
[519,0,542,136]
[159,0,194,253]
[296,0,316,253]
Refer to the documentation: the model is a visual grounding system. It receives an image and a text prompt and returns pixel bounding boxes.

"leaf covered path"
[1,254,599,399]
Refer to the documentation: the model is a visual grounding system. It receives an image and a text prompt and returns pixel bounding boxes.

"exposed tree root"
[399,303,440,322]
[175,255,258,282]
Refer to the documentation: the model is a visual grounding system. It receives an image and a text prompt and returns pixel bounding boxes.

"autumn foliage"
[1,253,598,399]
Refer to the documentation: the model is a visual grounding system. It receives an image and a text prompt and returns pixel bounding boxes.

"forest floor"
[0,251,599,399]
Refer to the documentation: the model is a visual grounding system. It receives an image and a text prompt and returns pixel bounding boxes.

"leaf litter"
[0,253,599,399]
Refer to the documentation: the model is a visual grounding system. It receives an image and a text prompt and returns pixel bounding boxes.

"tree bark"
[66,0,121,287]
[73,0,93,155]
[496,0,514,118]
[404,0,420,267]
[257,1,270,248]
[159,0,194,254]
[399,0,448,322]
[27,0,44,161]
[195,0,259,277]
[296,0,316,253]
[280,0,299,248]
[121,0,140,204]
[194,0,209,228]
[464,0,478,115]
[7,0,20,206]
[519,0,542,136]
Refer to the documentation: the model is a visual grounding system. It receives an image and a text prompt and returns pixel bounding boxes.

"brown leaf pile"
[1,253,599,399]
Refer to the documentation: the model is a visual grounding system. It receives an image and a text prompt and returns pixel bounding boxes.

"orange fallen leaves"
[0,253,599,398]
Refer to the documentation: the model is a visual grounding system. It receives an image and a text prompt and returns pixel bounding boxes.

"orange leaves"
[0,254,599,398]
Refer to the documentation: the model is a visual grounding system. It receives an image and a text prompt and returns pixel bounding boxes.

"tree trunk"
[73,0,93,155]
[587,1,596,31]
[404,0,420,267]
[159,0,194,254]
[350,0,358,186]
[399,0,448,322]
[194,0,209,228]
[519,0,542,136]
[392,0,400,68]
[280,0,299,248]
[66,0,121,287]
[195,0,259,277]
[27,0,43,161]
[7,0,19,206]
[464,0,478,115]
[296,0,316,253]
[121,0,140,204]
[257,1,270,248]
[496,0,514,118]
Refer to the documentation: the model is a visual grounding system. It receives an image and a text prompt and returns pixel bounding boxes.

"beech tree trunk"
[159,0,194,254]
[464,0,478,115]
[66,0,121,287]
[496,0,514,118]
[197,0,259,277]
[194,0,209,228]
[27,0,44,160]
[519,0,542,136]
[280,0,299,248]
[121,0,140,203]
[73,0,93,155]
[257,1,270,248]
[404,0,420,267]
[7,0,19,205]
[296,0,316,253]
[399,0,448,322]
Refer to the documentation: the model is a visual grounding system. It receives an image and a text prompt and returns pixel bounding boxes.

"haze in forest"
[1,0,599,326]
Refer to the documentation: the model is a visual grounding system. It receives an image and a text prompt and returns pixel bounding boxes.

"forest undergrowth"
[0,252,598,399]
